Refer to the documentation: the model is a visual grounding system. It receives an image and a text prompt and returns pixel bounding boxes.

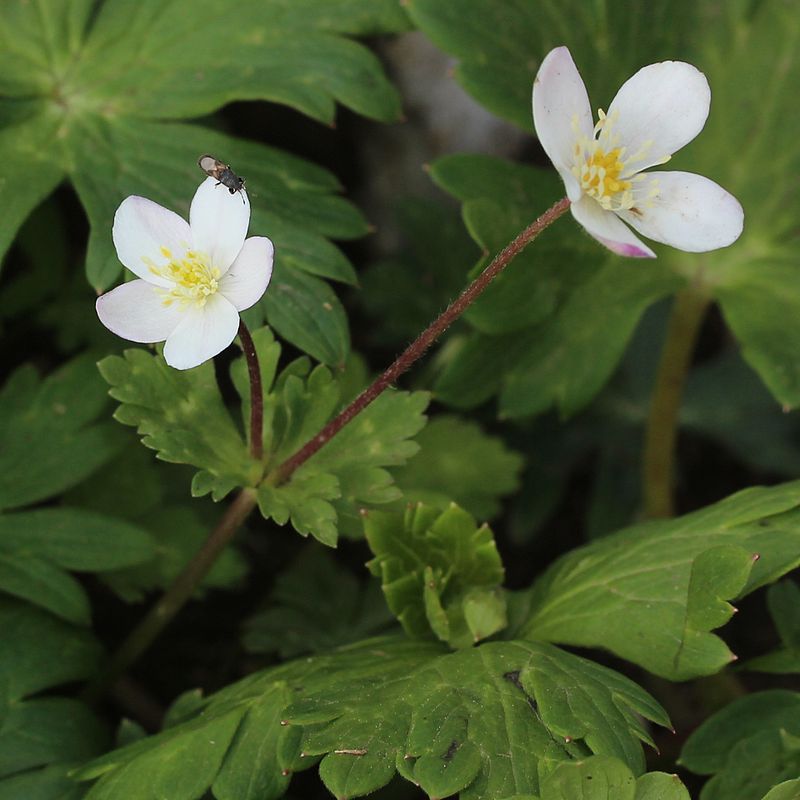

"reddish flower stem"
[270,196,571,485]
[238,320,263,461]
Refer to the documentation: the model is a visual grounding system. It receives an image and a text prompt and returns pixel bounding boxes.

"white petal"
[605,61,710,172]
[570,195,656,259]
[113,197,193,287]
[189,176,250,274]
[219,236,274,311]
[96,280,183,342]
[533,46,593,201]
[162,293,240,370]
[616,171,744,253]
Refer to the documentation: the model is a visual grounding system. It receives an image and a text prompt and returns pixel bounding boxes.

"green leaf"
[634,772,692,800]
[102,506,246,603]
[74,636,669,800]
[0,112,66,264]
[0,599,101,701]
[365,503,507,648]
[517,482,800,679]
[677,3,800,410]
[683,352,800,477]
[83,709,247,800]
[260,261,351,368]
[99,348,258,501]
[406,0,700,130]
[499,260,682,418]
[747,580,800,674]
[391,415,524,519]
[503,756,691,800]
[0,509,154,572]
[73,0,404,122]
[0,0,406,361]
[243,547,394,658]
[360,198,478,346]
[249,334,429,545]
[0,698,107,778]
[0,763,88,800]
[64,443,246,601]
[541,756,636,800]
[680,691,800,800]
[0,355,125,511]
[760,779,800,800]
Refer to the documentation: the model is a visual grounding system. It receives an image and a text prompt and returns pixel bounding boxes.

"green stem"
[81,489,257,705]
[642,288,711,518]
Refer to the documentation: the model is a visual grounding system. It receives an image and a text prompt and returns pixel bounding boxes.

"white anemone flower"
[96,177,274,369]
[532,46,743,257]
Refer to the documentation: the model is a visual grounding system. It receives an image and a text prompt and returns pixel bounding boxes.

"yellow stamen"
[571,109,668,212]
[144,248,220,309]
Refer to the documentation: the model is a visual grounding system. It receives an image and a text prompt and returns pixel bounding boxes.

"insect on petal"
[189,177,250,274]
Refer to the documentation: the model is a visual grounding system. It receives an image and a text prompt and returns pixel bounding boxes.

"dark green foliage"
[0,355,125,511]
[74,636,669,799]
[243,547,394,658]
[391,415,524,519]
[680,691,800,800]
[3,1,800,799]
[745,580,800,674]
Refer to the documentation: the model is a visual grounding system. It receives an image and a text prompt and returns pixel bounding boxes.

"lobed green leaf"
[74,636,669,799]
[518,482,800,679]
[365,503,507,647]
[99,348,258,501]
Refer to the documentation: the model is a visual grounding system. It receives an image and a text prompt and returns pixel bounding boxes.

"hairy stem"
[238,320,263,461]
[271,196,571,485]
[642,288,711,519]
[82,489,257,704]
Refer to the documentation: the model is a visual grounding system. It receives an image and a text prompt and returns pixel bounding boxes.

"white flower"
[532,47,743,257]
[96,178,273,369]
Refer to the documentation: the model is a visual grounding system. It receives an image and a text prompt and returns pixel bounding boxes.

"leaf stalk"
[642,287,711,518]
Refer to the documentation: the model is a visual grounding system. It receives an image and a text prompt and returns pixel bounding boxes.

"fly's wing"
[198,155,223,176]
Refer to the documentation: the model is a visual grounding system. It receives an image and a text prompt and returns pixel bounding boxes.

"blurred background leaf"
[0,0,412,364]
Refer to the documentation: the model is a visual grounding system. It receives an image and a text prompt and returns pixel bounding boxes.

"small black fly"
[198,155,246,202]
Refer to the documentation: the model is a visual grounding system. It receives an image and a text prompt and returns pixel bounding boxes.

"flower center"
[571,109,665,212]
[146,246,221,309]
[578,146,632,208]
